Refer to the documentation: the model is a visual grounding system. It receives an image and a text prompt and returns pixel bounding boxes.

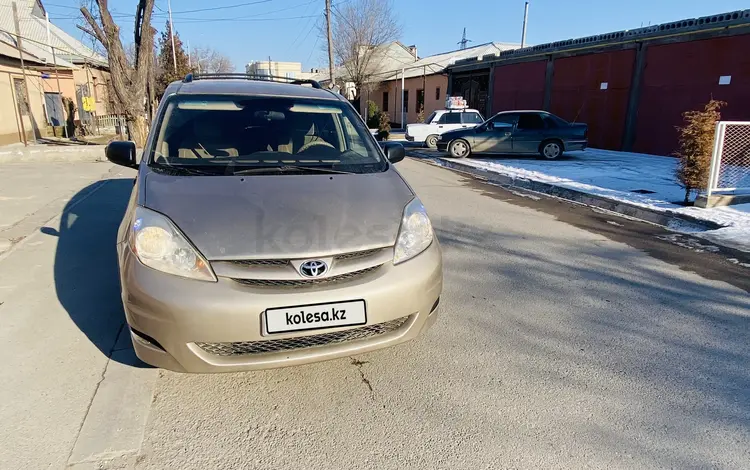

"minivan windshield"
[148,95,386,175]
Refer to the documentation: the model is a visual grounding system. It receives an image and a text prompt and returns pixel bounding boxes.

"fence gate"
[707,121,750,195]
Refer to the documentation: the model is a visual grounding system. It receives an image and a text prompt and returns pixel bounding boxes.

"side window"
[542,115,558,128]
[442,113,461,125]
[491,113,518,125]
[517,113,545,130]
[437,113,448,124]
[462,112,483,124]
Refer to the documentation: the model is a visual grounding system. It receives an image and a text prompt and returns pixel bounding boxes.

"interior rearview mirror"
[382,142,405,164]
[106,141,138,169]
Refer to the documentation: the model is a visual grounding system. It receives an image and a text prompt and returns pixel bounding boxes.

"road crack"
[350,358,374,398]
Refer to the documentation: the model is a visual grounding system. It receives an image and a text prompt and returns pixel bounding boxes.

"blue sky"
[46,0,749,72]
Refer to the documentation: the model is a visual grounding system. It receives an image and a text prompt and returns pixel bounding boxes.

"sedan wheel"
[425,135,438,149]
[541,141,562,159]
[449,139,470,158]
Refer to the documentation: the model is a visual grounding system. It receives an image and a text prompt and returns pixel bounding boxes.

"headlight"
[393,198,434,265]
[129,206,216,281]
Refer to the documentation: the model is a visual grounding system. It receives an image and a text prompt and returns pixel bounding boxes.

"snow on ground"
[434,148,750,252]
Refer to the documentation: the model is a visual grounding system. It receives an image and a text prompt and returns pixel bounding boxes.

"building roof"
[0,33,46,64]
[450,9,750,71]
[374,42,520,81]
[309,41,418,84]
[0,0,107,68]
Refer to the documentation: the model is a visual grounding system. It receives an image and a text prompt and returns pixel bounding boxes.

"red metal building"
[448,9,750,156]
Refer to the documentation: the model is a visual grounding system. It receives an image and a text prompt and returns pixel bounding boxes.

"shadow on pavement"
[41,177,148,368]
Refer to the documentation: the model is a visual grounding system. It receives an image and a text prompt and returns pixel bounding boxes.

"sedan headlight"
[129,206,216,281]
[393,198,434,265]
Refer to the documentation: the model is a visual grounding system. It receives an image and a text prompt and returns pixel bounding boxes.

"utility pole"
[400,67,405,129]
[268,55,272,78]
[12,2,30,146]
[167,0,177,71]
[46,11,67,137]
[325,0,334,86]
[521,1,529,48]
[458,27,472,50]
[187,40,191,69]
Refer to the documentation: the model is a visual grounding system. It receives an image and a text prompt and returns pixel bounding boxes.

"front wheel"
[449,139,471,158]
[540,140,563,160]
[425,134,438,149]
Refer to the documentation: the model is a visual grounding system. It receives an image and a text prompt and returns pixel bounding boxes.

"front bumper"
[437,141,449,152]
[119,242,443,373]
[405,134,415,142]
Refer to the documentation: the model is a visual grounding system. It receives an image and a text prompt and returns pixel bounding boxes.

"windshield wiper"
[232,165,353,175]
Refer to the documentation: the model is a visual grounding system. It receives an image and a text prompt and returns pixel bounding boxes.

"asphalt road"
[1,158,749,469]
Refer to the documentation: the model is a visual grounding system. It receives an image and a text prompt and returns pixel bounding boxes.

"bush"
[376,111,391,141]
[417,105,425,123]
[674,99,725,204]
[366,100,380,129]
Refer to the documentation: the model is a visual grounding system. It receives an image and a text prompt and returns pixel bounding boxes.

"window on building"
[416,89,424,113]
[382,91,389,112]
[403,90,409,113]
[285,72,295,79]
[13,78,28,116]
[435,87,441,100]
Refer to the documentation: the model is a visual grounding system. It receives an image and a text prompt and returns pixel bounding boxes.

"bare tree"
[79,0,156,146]
[191,46,235,74]
[326,0,400,101]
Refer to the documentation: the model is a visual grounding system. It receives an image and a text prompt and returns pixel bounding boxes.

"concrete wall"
[0,61,47,145]
[362,74,448,126]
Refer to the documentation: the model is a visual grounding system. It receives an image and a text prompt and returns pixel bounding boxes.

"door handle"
[438,125,444,128]
[504,132,511,136]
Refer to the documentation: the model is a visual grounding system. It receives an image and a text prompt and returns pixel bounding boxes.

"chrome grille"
[233,265,380,288]
[335,248,383,260]
[195,316,410,356]
[230,259,289,267]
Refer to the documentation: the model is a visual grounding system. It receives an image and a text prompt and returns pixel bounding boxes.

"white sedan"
[406,109,484,148]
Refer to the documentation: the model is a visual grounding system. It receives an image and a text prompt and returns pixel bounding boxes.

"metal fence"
[707,121,750,195]
[96,114,126,130]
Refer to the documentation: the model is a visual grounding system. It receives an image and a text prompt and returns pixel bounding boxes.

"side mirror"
[106,141,138,169]
[383,142,405,164]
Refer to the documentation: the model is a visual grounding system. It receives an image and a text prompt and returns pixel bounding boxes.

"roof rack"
[183,73,322,89]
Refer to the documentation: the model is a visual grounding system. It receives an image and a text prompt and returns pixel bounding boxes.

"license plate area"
[264,300,367,335]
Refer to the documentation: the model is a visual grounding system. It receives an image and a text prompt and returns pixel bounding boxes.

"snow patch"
[439,148,750,252]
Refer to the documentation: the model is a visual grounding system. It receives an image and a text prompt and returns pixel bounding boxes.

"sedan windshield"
[148,95,386,174]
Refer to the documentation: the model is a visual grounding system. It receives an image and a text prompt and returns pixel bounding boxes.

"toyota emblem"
[299,260,328,278]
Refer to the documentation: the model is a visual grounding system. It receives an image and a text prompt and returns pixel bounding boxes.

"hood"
[407,123,429,130]
[142,169,414,259]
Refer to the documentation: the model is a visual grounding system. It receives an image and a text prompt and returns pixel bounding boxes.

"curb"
[411,153,725,233]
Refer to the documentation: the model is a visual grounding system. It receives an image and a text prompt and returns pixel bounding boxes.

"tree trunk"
[128,114,149,148]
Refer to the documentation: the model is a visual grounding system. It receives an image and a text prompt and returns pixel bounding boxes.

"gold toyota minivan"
[106,74,442,373]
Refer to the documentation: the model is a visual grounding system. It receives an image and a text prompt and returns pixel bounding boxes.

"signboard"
[82,96,94,112]
[445,96,468,110]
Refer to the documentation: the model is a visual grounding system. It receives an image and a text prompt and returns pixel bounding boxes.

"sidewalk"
[409,148,750,253]
[0,142,107,163]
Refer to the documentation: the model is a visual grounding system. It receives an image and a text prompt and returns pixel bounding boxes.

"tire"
[539,139,563,160]
[425,134,439,149]
[449,139,471,158]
